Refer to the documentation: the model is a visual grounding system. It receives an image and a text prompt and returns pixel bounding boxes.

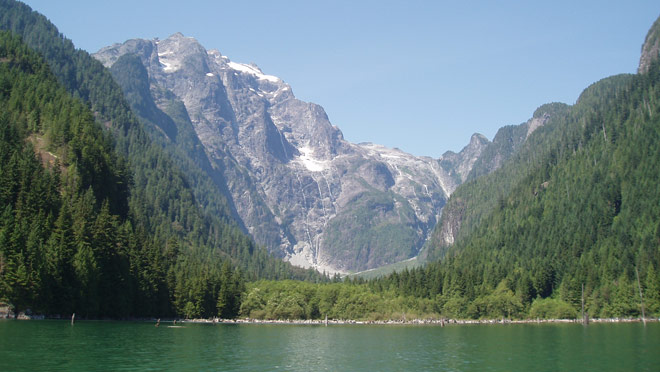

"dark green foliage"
[216,261,244,319]
[0,30,131,317]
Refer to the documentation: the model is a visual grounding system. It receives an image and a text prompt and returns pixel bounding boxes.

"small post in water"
[581,283,585,325]
[635,266,647,326]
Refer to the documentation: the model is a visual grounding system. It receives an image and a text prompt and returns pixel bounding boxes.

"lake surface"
[1,320,658,371]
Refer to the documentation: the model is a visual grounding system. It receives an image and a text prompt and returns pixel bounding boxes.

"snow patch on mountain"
[227,61,280,83]
[295,146,329,172]
[158,51,182,72]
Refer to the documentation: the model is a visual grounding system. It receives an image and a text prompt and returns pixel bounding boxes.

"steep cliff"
[96,33,487,273]
[639,15,660,74]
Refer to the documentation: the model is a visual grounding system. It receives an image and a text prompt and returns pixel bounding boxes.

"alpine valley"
[93,34,551,274]
[2,0,660,324]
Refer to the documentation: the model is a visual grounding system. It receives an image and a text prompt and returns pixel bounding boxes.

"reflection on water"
[0,320,658,371]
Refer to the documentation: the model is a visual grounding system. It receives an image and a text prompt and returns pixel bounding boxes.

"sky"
[22,0,660,157]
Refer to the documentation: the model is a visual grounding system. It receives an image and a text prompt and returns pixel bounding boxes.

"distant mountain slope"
[465,103,566,182]
[424,103,570,258]
[95,33,495,273]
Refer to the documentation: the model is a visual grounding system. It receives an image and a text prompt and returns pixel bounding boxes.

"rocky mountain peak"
[94,35,492,274]
[155,33,209,73]
[639,16,660,74]
[468,133,489,149]
[438,133,490,186]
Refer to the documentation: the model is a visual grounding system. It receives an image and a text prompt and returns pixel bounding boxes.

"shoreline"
[3,309,657,325]
[181,317,659,326]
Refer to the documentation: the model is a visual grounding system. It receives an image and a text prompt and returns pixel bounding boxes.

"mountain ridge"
[94,33,500,273]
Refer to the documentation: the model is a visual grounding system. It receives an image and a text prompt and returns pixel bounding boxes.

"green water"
[0,320,658,371]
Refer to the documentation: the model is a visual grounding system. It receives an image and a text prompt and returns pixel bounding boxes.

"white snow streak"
[158,52,182,72]
[227,61,280,83]
[296,146,328,172]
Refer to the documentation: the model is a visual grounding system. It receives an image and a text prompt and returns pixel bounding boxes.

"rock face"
[639,16,660,74]
[438,133,490,185]
[95,33,488,273]
[464,103,564,182]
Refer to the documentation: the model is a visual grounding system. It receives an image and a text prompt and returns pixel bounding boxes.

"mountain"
[0,0,320,319]
[94,33,495,273]
[438,133,490,185]
[408,14,660,319]
[425,102,570,256]
[464,103,563,182]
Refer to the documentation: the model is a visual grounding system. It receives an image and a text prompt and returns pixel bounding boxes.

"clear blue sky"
[23,0,660,157]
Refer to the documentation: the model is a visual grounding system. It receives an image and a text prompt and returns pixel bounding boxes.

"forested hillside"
[425,103,570,259]
[416,45,660,318]
[0,0,320,319]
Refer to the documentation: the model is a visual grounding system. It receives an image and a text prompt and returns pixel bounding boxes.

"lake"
[0,320,658,371]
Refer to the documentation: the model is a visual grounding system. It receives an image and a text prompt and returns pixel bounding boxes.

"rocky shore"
[181,317,658,326]
[3,314,656,325]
